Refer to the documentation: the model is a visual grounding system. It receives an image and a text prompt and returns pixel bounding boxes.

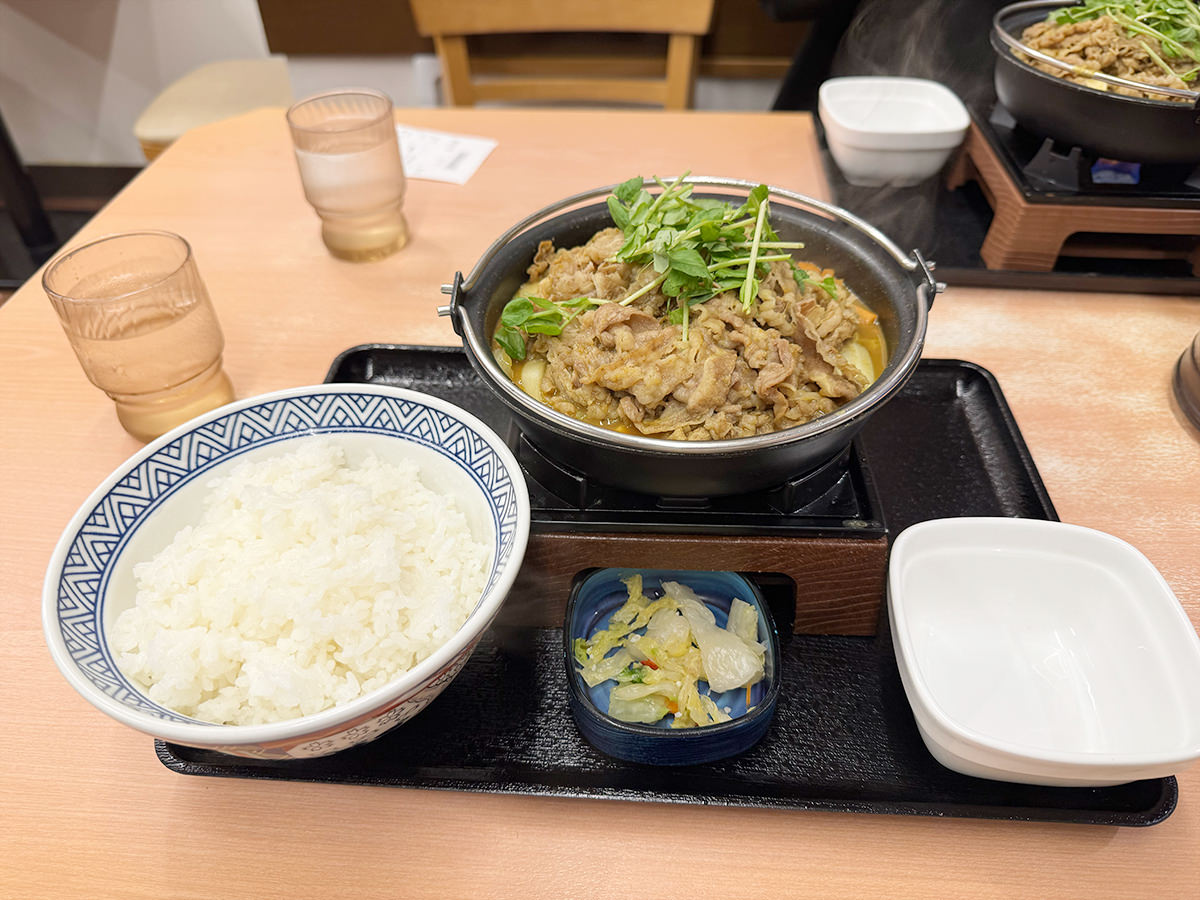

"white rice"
[111,438,491,726]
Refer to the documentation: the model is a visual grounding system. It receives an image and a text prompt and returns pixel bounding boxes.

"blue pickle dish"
[564,568,781,766]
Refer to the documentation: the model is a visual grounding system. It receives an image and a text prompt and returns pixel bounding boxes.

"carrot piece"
[853,302,878,325]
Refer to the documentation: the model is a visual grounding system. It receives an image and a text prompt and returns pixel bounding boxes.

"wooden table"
[3,108,1199,899]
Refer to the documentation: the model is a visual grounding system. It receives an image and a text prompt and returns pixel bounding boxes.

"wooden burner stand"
[946,122,1200,273]
[505,529,889,638]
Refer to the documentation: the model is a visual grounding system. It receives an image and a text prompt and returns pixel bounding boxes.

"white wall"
[0,0,271,165]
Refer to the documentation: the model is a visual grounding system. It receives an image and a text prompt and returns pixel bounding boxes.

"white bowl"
[818,77,969,187]
[43,384,530,759]
[888,517,1200,786]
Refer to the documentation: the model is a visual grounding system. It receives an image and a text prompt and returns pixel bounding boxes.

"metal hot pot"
[438,177,940,497]
[992,1,1200,165]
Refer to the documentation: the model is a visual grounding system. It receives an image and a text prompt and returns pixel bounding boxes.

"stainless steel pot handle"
[448,176,942,309]
[994,1,1200,104]
[436,271,464,334]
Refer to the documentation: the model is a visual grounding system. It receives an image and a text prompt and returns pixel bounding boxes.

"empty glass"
[43,231,235,442]
[286,88,409,261]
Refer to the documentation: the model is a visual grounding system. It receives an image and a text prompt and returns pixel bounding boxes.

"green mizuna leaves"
[1052,1,1200,81]
[493,174,802,359]
[493,295,601,361]
[608,173,800,339]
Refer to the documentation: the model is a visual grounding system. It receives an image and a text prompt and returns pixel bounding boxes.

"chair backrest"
[409,0,716,109]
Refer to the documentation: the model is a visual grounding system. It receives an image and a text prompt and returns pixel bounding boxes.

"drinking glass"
[43,231,235,442]
[286,88,409,261]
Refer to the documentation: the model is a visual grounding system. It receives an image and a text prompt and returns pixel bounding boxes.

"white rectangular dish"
[889,517,1200,786]
[818,76,969,187]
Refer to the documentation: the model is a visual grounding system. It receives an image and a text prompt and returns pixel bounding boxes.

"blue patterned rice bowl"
[42,384,530,759]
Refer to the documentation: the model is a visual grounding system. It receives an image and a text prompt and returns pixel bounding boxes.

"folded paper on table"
[396,125,498,184]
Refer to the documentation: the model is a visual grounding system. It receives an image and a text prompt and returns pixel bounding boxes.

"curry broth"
[856,314,888,379]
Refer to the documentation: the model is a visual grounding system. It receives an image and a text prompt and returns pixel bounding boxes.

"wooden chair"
[134,58,293,161]
[409,0,716,109]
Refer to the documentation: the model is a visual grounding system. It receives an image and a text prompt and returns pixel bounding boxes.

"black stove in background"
[816,109,1200,295]
[984,105,1200,203]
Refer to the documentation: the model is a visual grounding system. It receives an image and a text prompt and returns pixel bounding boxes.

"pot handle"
[436,271,466,337]
[912,249,943,309]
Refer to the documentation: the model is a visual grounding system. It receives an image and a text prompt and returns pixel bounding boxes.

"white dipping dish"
[818,77,969,187]
[888,517,1200,786]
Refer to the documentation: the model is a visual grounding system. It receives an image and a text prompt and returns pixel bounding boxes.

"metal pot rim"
[444,177,938,458]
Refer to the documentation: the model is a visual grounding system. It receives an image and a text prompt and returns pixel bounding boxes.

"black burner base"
[986,104,1200,205]
[513,429,884,538]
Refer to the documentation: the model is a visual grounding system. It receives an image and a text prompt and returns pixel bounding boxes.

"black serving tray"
[156,346,1177,826]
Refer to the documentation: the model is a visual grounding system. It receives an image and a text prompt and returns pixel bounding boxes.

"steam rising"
[835,0,1002,111]
[824,0,1007,255]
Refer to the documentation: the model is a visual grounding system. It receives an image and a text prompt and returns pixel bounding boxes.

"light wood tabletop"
[2,107,1199,899]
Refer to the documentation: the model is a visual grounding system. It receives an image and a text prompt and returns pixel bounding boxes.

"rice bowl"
[113,438,491,726]
[42,384,530,759]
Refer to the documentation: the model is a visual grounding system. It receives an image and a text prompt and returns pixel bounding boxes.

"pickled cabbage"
[573,576,765,728]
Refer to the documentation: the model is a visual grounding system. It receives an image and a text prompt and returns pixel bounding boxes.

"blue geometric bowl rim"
[42,383,531,746]
[563,567,781,742]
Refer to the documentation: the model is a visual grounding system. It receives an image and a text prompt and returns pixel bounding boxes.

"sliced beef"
[1021,16,1194,99]
[512,232,875,439]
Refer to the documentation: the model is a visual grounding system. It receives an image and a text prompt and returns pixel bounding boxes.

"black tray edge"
[324,342,466,384]
[154,741,1178,827]
[920,357,1058,523]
